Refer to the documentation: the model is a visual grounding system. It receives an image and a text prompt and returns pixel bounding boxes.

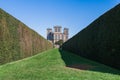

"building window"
[58,28,60,32]
[56,34,58,40]
[55,28,57,32]
[54,35,56,40]
[58,35,60,40]
[55,35,57,40]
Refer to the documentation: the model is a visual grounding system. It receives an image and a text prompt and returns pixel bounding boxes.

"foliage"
[0,8,53,64]
[62,4,120,70]
[0,49,120,80]
[55,40,64,46]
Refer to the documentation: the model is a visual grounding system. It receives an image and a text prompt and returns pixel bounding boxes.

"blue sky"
[0,0,120,38]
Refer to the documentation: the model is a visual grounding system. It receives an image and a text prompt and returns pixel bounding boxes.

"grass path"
[0,49,120,80]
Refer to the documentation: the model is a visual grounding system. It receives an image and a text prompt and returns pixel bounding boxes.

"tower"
[47,28,53,43]
[63,28,69,42]
[53,26,62,43]
[54,26,62,33]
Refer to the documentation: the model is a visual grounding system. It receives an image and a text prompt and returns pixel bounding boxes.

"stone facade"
[47,26,69,43]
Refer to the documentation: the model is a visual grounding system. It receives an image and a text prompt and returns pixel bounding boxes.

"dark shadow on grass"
[59,49,120,75]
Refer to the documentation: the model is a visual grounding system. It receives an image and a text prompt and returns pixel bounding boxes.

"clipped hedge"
[0,8,53,64]
[62,4,120,69]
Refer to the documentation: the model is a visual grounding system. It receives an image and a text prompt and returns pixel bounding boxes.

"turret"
[47,28,53,41]
[54,26,62,33]
[63,28,69,42]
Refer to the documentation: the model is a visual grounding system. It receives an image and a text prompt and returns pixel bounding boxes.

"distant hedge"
[62,4,120,70]
[0,8,53,64]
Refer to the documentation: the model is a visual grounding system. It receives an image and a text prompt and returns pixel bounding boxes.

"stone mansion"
[47,26,69,43]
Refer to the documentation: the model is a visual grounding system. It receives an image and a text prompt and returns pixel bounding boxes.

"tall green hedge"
[62,4,120,70]
[0,8,53,64]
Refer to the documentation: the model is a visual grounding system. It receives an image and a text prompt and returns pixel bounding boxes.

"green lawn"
[0,49,120,80]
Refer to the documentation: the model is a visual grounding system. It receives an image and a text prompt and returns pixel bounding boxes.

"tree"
[55,40,64,46]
